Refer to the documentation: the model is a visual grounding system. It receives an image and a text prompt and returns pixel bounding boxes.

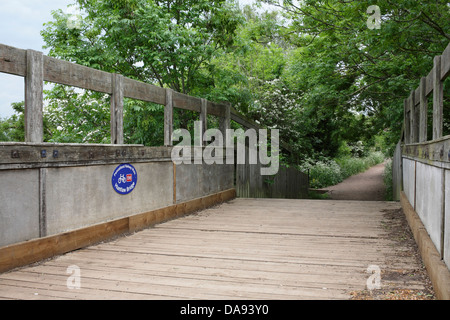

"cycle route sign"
[112,163,138,195]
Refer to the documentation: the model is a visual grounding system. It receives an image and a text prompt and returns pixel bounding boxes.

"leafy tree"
[40,0,243,143]
[260,0,450,155]
[0,102,25,142]
[42,0,243,93]
[44,86,111,143]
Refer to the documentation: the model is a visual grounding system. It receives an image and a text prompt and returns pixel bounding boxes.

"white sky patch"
[0,0,73,118]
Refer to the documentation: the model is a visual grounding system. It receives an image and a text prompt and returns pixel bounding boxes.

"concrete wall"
[44,162,174,236]
[176,162,234,204]
[0,169,40,246]
[445,171,450,269]
[0,145,235,248]
[402,156,449,269]
[402,158,415,206]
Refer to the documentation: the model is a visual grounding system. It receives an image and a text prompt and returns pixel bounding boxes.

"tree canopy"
[1,0,449,163]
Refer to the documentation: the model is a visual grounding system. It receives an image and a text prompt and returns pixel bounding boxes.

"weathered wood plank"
[208,102,226,118]
[123,77,165,105]
[43,56,112,93]
[0,188,236,274]
[172,91,201,113]
[25,50,44,143]
[410,91,418,143]
[0,217,130,274]
[404,98,411,144]
[0,144,170,165]
[111,74,124,145]
[164,89,173,146]
[441,42,450,80]
[230,107,260,129]
[0,198,430,300]
[219,102,231,138]
[433,55,443,140]
[0,44,27,76]
[419,77,428,142]
[200,98,208,142]
[402,135,450,163]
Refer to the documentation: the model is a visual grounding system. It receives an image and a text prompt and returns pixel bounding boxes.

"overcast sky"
[0,0,268,118]
[0,0,74,118]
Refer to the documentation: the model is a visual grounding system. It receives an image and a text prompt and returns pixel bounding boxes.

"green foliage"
[123,99,165,146]
[39,0,243,144]
[44,85,111,143]
[3,0,445,168]
[300,151,385,189]
[41,0,243,94]
[0,102,25,142]
[301,158,343,189]
[260,0,450,156]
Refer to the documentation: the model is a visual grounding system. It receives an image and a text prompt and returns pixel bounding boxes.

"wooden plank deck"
[0,198,429,300]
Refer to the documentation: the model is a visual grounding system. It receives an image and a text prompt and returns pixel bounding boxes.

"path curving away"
[326,162,387,201]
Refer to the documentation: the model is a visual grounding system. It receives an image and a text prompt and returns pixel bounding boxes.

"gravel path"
[326,162,387,201]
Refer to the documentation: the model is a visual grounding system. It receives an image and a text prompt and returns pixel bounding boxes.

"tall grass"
[300,151,385,189]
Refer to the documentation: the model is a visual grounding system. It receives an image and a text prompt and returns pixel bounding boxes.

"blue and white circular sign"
[112,163,138,195]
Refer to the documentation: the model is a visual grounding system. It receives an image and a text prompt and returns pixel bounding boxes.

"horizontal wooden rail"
[396,42,450,284]
[404,42,450,144]
[0,43,261,146]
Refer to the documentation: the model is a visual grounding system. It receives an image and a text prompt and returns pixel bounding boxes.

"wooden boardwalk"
[0,198,429,300]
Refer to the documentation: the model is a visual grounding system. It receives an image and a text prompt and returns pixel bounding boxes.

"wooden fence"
[392,42,450,296]
[0,43,309,198]
[0,43,258,144]
[236,163,309,199]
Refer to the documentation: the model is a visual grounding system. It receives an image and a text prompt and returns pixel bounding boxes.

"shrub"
[300,151,385,189]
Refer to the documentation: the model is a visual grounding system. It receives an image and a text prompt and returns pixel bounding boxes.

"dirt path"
[326,162,387,201]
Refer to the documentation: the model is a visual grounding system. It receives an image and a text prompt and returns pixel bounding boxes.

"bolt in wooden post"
[111,73,124,144]
[419,77,428,142]
[164,88,174,146]
[25,49,44,143]
[433,55,443,140]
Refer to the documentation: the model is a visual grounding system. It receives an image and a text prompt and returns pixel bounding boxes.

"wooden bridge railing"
[393,42,450,297]
[0,42,310,273]
[0,43,263,145]
[0,43,307,200]
[403,43,450,144]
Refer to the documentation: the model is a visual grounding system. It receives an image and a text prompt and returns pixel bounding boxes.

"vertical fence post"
[25,49,44,143]
[419,77,428,142]
[220,102,231,143]
[111,73,124,144]
[200,98,208,146]
[410,91,418,143]
[404,98,411,144]
[164,88,173,146]
[433,55,443,140]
